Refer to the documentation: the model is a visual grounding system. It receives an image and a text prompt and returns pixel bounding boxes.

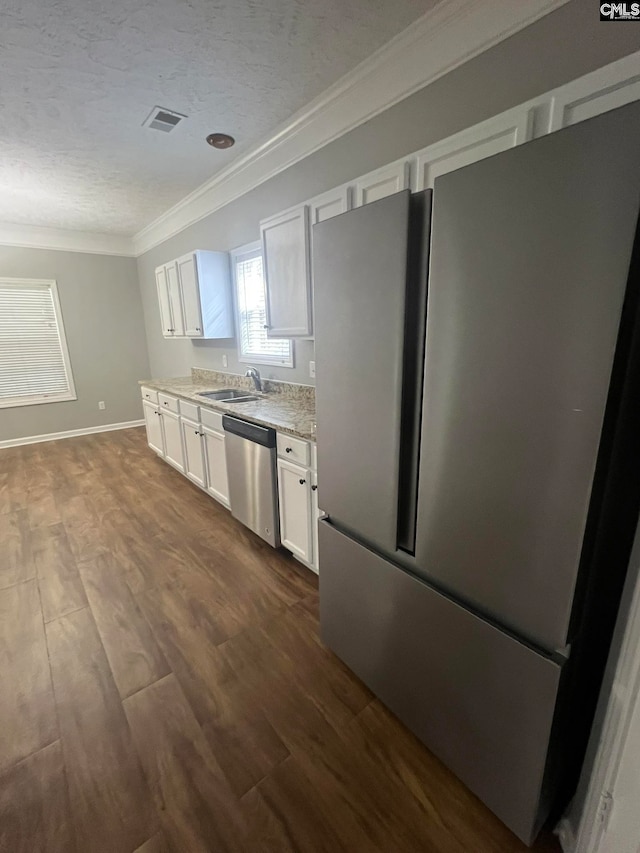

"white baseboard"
[0,419,145,449]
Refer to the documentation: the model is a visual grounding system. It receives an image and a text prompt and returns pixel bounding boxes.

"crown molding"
[0,221,135,257]
[132,0,569,256]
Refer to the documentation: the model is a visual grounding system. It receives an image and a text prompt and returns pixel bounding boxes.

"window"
[0,278,76,409]
[231,243,293,367]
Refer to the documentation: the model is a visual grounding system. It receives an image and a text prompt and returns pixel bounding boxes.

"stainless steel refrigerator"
[312,101,640,845]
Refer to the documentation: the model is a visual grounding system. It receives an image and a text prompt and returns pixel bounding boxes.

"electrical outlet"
[309,361,316,379]
[98,401,106,410]
[222,354,228,368]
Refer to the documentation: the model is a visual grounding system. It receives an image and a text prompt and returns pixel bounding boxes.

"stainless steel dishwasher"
[222,415,280,547]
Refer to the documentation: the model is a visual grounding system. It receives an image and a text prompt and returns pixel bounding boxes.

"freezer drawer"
[319,520,563,845]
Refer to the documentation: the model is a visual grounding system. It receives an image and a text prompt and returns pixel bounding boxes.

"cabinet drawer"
[158,392,179,413]
[179,399,200,421]
[141,386,159,404]
[277,433,310,466]
[200,407,224,433]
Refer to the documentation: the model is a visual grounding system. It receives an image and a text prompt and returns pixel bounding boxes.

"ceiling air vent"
[143,106,187,133]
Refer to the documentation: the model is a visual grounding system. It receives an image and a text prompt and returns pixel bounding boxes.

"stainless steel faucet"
[245,366,263,392]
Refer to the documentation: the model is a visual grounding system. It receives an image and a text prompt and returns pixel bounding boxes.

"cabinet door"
[155,266,175,337]
[414,105,534,190]
[203,426,229,507]
[166,263,185,336]
[309,470,320,574]
[309,186,351,225]
[176,253,203,337]
[143,400,164,455]
[161,409,184,472]
[549,52,640,131]
[354,161,410,206]
[277,458,312,563]
[261,205,312,337]
[180,416,206,488]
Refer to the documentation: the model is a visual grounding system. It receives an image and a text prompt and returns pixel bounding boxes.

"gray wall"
[137,0,640,386]
[0,247,150,442]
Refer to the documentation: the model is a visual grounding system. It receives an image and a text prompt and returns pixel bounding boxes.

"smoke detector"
[142,106,187,133]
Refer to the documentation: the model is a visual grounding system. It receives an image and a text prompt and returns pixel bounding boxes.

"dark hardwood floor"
[0,427,561,852]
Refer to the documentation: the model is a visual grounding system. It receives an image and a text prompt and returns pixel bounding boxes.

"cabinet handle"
[299,478,306,485]
[285,447,292,453]
[163,401,169,406]
[168,328,175,332]
[263,324,270,329]
[195,327,201,332]
[311,484,317,491]
[194,430,199,435]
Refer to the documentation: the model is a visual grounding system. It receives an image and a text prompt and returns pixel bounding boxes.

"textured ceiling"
[0,0,439,235]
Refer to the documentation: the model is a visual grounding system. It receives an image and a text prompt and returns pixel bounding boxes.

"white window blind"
[0,278,76,409]
[232,247,293,367]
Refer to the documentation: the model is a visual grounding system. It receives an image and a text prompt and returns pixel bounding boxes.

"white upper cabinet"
[354,160,410,207]
[548,52,640,131]
[155,262,184,337]
[176,254,203,337]
[261,204,312,338]
[166,263,185,336]
[309,185,351,225]
[155,266,175,337]
[155,250,233,340]
[414,105,534,191]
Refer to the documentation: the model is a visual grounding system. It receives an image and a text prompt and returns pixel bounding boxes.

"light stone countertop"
[139,371,316,442]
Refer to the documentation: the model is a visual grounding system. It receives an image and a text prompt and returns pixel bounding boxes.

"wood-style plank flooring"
[0,427,561,852]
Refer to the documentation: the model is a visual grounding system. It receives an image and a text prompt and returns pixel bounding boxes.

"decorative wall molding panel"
[132,0,569,255]
[0,419,144,449]
[414,103,535,190]
[0,221,135,257]
[549,50,640,131]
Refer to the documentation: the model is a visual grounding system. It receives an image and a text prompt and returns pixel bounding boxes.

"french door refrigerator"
[312,100,640,845]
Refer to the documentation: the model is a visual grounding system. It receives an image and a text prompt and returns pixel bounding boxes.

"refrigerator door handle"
[396,189,432,555]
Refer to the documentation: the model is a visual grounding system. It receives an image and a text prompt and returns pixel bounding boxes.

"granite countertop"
[140,370,316,442]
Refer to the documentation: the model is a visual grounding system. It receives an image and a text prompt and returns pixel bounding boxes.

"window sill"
[0,393,78,410]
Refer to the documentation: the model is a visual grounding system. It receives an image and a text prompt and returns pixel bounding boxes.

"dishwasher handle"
[222,414,276,448]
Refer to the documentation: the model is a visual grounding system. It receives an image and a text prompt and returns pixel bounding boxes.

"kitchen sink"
[198,389,259,403]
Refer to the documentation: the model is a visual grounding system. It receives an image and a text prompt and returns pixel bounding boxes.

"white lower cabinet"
[277,458,313,564]
[143,400,165,455]
[142,390,317,569]
[203,425,230,507]
[160,408,185,472]
[181,416,206,488]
